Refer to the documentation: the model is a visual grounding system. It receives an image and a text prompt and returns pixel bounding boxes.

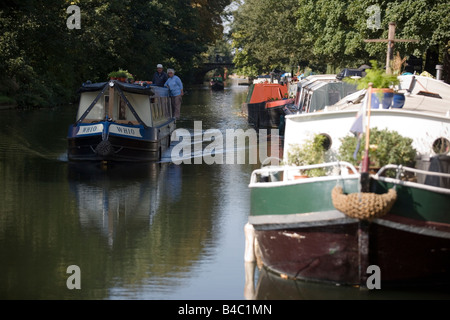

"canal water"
[0,78,448,300]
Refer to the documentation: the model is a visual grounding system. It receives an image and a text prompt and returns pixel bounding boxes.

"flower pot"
[294,175,309,180]
[370,88,394,109]
[119,77,126,82]
[392,93,405,108]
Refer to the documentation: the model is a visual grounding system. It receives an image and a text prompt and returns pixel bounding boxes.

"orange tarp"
[248,83,288,104]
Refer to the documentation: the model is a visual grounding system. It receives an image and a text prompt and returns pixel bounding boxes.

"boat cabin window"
[77,91,105,122]
[150,96,171,125]
[116,93,151,126]
[119,98,127,120]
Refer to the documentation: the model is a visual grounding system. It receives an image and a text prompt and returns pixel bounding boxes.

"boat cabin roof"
[78,81,169,96]
[330,75,450,117]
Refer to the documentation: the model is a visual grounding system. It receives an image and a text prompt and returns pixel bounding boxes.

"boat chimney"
[436,65,443,81]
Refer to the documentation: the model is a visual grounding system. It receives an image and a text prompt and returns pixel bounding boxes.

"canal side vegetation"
[0,0,232,107]
[229,0,450,80]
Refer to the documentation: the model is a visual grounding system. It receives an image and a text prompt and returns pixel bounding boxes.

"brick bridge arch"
[195,62,235,83]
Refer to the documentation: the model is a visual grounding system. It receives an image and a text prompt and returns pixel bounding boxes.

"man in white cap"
[151,64,168,87]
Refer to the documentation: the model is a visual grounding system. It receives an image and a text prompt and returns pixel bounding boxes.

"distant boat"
[246,75,450,287]
[67,80,175,162]
[241,82,294,129]
[210,76,224,91]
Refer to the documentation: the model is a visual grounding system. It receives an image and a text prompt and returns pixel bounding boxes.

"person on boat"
[151,64,168,87]
[164,68,184,119]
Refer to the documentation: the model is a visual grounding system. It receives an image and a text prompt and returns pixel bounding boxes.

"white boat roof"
[328,75,450,118]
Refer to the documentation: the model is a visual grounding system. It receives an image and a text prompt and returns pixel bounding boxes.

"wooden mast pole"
[386,22,396,74]
[364,22,419,73]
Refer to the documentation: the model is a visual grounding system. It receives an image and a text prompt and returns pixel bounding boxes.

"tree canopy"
[230,0,450,79]
[0,0,231,107]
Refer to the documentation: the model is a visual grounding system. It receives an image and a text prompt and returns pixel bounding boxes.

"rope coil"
[331,186,397,220]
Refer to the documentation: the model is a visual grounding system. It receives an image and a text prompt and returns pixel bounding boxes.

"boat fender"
[95,140,113,156]
[331,186,397,220]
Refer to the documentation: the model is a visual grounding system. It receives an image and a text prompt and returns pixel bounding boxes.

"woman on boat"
[164,68,184,119]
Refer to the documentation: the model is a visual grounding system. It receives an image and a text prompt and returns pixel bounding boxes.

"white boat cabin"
[76,81,172,128]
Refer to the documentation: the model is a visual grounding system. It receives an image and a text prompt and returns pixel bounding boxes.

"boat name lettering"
[77,124,103,135]
[109,124,143,138]
[116,127,134,134]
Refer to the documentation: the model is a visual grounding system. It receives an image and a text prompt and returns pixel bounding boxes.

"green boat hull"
[249,176,450,286]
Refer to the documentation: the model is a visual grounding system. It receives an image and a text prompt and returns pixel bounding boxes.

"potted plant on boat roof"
[285,134,329,178]
[108,71,120,80]
[345,60,399,109]
[338,127,417,177]
[109,69,131,82]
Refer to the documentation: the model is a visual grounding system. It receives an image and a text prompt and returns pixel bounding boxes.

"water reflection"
[68,162,181,247]
[245,263,450,300]
[65,162,224,299]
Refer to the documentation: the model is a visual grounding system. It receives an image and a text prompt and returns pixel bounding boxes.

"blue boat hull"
[67,120,175,162]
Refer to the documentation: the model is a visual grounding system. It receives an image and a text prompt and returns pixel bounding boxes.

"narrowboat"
[241,82,294,129]
[210,75,224,91]
[67,80,175,162]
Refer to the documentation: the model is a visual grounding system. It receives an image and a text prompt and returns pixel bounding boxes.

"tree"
[230,0,449,78]
[295,0,450,72]
[230,0,304,75]
[0,0,232,107]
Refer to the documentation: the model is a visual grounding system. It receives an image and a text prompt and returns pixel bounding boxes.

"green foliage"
[345,60,400,89]
[108,69,132,79]
[286,134,328,177]
[0,95,16,106]
[0,0,232,107]
[230,0,450,76]
[230,0,304,75]
[338,127,417,175]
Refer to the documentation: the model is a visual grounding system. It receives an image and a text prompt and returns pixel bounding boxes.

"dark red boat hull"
[254,215,450,286]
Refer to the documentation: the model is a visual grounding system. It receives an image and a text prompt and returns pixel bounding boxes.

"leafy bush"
[338,127,417,176]
[108,69,130,78]
[286,134,327,177]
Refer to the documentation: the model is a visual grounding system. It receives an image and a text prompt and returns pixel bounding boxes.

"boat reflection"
[68,162,181,247]
[66,162,223,298]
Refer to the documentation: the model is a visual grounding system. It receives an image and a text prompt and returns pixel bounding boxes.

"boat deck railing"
[374,164,450,194]
[250,161,450,194]
[249,161,359,186]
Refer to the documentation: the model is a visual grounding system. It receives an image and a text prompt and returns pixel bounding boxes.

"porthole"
[432,137,450,154]
[319,133,332,151]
